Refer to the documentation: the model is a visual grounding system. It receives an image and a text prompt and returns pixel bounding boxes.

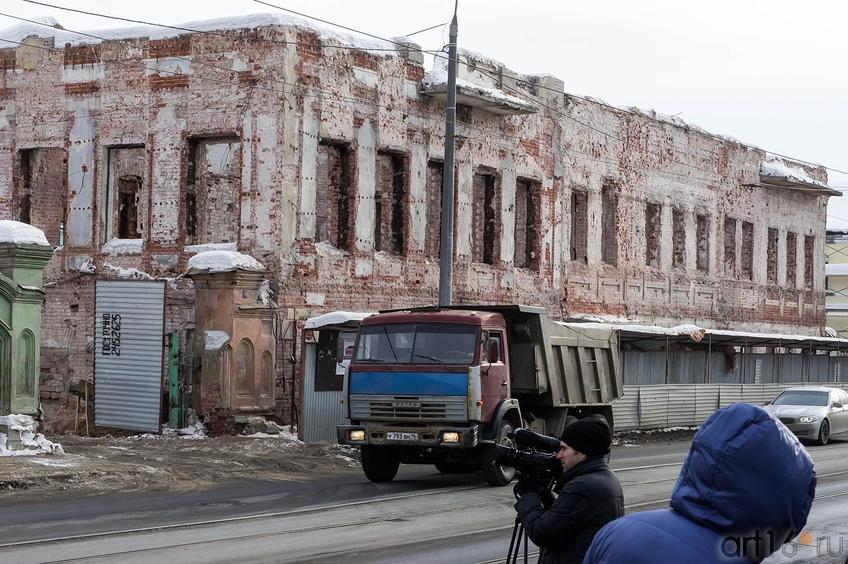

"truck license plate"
[386,432,418,441]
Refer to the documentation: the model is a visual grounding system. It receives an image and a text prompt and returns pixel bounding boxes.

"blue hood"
[671,403,816,552]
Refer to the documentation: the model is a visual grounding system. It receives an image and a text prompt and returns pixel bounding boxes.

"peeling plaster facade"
[0,19,833,430]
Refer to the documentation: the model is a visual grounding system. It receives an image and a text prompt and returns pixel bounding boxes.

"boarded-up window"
[570,190,588,263]
[804,235,815,288]
[696,214,709,273]
[645,202,661,268]
[185,137,241,245]
[236,338,254,395]
[106,146,147,243]
[15,330,35,398]
[473,170,499,264]
[315,141,352,250]
[262,351,274,398]
[723,217,737,277]
[767,227,778,283]
[18,148,66,245]
[672,207,686,269]
[741,221,754,281]
[514,178,539,269]
[425,161,444,259]
[786,231,797,287]
[375,151,407,254]
[601,184,617,266]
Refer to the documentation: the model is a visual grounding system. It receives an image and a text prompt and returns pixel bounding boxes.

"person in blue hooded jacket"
[583,403,816,564]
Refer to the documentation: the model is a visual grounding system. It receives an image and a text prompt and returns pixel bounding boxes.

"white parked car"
[764,386,848,445]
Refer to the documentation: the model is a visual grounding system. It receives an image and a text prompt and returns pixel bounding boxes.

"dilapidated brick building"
[0,14,837,430]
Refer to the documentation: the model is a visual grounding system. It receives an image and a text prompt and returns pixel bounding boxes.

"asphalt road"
[1,439,847,564]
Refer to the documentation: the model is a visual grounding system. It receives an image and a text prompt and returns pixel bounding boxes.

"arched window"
[16,330,35,398]
[262,351,274,397]
[237,339,254,394]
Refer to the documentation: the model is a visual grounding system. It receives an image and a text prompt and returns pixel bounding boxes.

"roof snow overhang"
[421,81,538,115]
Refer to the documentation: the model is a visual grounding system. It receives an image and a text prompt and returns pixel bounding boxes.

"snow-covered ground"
[0,414,64,457]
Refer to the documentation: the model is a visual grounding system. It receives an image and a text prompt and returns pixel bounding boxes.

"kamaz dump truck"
[337,305,622,485]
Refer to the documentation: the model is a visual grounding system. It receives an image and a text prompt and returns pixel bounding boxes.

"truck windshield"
[355,323,478,365]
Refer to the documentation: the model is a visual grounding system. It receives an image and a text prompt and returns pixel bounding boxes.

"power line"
[249,0,847,178]
[403,22,447,38]
[5,3,841,185]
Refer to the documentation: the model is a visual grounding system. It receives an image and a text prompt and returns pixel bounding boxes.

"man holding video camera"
[513,416,624,564]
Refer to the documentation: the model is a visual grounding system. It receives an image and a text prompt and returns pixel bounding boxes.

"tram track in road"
[6,444,848,563]
[0,484,486,550]
[1,460,692,551]
[20,494,682,564]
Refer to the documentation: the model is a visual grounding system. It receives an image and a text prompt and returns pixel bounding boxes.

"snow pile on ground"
[205,330,230,351]
[102,238,143,255]
[240,418,301,443]
[0,220,50,246]
[0,414,64,457]
[332,445,360,467]
[625,426,699,434]
[761,157,828,188]
[187,250,265,274]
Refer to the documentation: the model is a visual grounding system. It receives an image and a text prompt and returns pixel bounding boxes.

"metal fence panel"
[667,385,697,427]
[94,280,165,432]
[637,386,669,428]
[302,341,349,442]
[612,386,640,430]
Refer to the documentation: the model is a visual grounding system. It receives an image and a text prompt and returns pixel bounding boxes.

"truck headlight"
[798,416,819,423]
[349,429,366,441]
[441,432,460,444]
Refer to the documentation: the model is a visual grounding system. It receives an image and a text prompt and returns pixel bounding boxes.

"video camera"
[494,428,562,492]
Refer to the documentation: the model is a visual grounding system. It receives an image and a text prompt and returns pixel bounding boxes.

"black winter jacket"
[514,456,624,564]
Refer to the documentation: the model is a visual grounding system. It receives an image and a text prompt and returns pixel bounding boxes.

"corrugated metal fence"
[94,280,165,432]
[622,350,848,385]
[612,382,848,430]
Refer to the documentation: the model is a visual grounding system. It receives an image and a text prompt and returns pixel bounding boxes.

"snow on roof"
[305,311,373,330]
[559,321,848,346]
[826,263,848,276]
[184,242,238,254]
[102,238,143,255]
[187,250,265,274]
[205,330,230,352]
[422,63,537,114]
[760,156,828,188]
[0,13,402,53]
[0,220,50,246]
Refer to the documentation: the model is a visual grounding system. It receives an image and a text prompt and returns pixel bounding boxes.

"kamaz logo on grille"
[392,401,422,408]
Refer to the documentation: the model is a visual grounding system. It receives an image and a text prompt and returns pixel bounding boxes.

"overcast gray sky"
[5,0,848,224]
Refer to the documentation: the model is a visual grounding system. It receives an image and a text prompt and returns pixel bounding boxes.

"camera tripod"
[506,516,530,563]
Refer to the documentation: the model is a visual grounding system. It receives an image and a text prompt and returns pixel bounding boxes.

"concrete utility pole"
[438,2,459,307]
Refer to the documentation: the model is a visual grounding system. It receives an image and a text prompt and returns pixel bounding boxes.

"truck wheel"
[482,421,516,486]
[361,446,400,483]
